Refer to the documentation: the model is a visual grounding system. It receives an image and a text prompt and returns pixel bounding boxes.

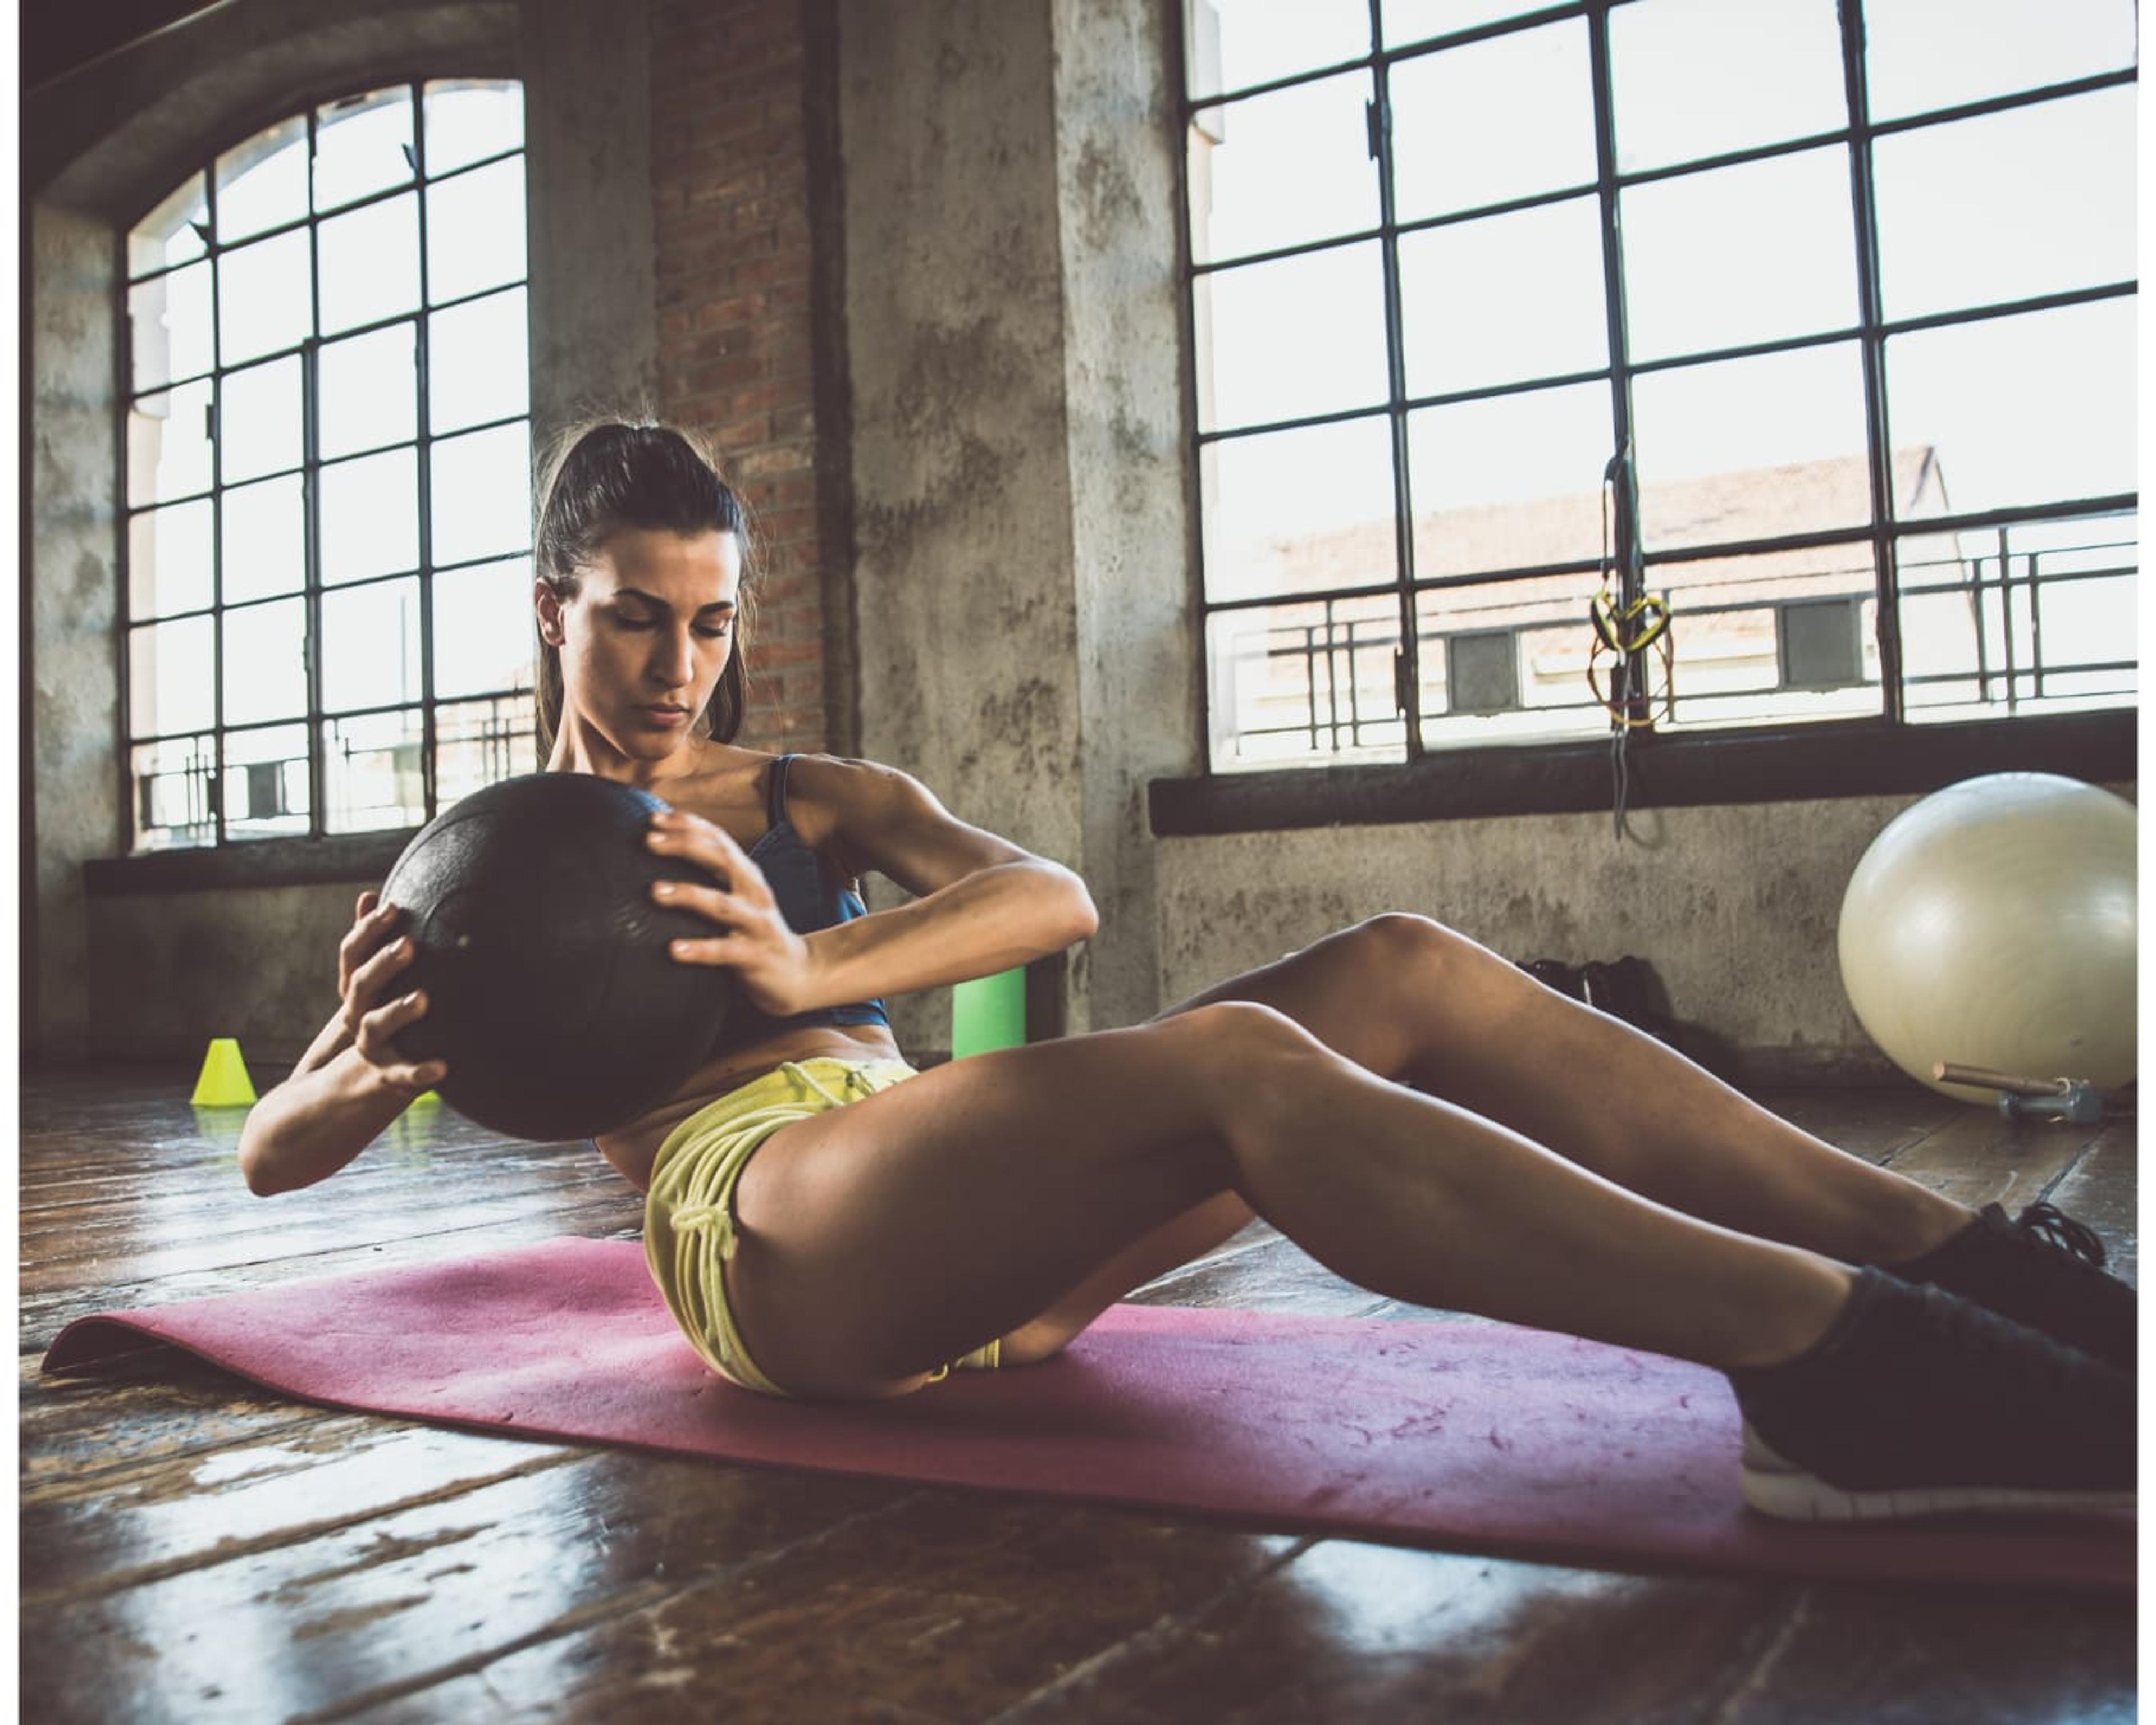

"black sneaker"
[1879,1201,2136,1372]
[1728,1267,2135,1522]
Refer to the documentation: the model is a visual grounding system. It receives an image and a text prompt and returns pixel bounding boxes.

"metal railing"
[131,692,533,850]
[1217,522,2137,761]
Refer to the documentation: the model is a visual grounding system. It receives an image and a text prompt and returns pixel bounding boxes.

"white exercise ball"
[1838,772,2136,1103]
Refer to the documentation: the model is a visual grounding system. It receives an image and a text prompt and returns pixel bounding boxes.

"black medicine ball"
[381,772,738,1140]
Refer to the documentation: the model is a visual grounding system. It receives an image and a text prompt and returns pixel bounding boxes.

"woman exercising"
[239,422,2134,1525]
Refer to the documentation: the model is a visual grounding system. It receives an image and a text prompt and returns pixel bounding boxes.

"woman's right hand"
[338,890,449,1095]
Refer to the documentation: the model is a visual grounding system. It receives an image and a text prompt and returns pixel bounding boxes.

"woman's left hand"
[645,809,819,1017]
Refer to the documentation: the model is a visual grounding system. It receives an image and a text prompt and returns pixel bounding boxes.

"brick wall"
[651,0,830,753]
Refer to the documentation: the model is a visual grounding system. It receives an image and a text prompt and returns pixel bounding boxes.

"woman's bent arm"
[237,892,449,1196]
[806,757,1097,1003]
[237,1038,426,1196]
[656,757,1098,1015]
[800,857,1094,1008]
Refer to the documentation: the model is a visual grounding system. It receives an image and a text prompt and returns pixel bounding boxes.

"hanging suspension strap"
[1586,585,1675,728]
[1591,444,1675,842]
[1588,441,1675,731]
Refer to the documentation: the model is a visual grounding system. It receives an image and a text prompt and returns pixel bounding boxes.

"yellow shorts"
[643,1057,1002,1396]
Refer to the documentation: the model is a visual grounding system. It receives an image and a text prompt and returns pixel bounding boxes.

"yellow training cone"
[191,1038,258,1107]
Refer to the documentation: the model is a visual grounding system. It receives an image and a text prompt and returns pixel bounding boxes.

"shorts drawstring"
[780,1059,874,1110]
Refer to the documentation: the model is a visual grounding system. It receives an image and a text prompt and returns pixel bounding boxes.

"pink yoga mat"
[42,1236,2131,1591]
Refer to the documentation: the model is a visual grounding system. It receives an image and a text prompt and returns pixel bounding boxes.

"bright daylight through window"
[123,80,532,850]
[1185,0,2137,772]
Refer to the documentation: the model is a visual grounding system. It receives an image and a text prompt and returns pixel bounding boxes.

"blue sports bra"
[702,754,892,1057]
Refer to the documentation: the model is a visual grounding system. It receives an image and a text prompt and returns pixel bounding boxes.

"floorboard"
[19,1069,2137,1723]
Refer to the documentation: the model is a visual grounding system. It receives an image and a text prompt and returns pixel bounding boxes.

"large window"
[1184,1,2137,773]
[123,80,533,850]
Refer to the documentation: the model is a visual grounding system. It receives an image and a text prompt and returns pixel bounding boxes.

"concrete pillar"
[839,0,1191,1048]
[1050,0,1197,1029]
[520,0,657,449]
[29,202,124,1062]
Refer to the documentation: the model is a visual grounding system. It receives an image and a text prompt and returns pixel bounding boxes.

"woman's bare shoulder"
[654,743,779,841]
[781,752,911,793]
[776,755,933,874]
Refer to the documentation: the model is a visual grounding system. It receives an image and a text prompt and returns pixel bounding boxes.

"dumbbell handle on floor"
[1933,1061,2073,1097]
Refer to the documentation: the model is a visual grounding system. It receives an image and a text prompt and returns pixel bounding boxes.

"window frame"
[1172,0,2137,809]
[114,77,534,860]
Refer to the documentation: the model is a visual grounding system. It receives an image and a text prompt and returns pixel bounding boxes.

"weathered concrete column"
[839,0,1191,1048]
[29,202,123,1062]
[1050,0,1198,1031]
[520,0,657,449]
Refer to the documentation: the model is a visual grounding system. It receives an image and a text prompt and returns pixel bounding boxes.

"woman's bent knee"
[1158,1001,1344,1138]
[1166,1000,1328,1065]
[1353,911,1464,968]
[1164,996,1328,1078]
[1351,912,1523,1008]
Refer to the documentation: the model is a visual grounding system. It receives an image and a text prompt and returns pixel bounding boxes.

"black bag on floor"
[1517,956,1674,1043]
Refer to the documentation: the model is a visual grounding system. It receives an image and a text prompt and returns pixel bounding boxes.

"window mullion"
[1367,1,1423,761]
[1168,6,1219,773]
[1839,0,1904,724]
[206,158,229,846]
[413,80,440,823]
[303,108,330,841]
[113,230,138,852]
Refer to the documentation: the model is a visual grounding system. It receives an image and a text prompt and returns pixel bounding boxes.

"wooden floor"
[20,1067,2137,1723]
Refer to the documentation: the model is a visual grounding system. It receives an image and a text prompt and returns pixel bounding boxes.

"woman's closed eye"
[610,610,733,637]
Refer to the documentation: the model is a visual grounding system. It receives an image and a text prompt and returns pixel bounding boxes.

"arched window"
[124,79,532,851]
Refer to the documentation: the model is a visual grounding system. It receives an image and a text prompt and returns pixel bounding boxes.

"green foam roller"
[952,968,1027,1059]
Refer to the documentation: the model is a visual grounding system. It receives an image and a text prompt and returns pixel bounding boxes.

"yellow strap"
[1589,590,1671,655]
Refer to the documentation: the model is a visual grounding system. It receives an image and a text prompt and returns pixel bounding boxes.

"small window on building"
[1445,629,1522,714]
[1778,596,1866,690]
[122,79,532,851]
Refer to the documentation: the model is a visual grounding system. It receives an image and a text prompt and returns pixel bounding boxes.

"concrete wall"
[88,886,377,1069]
[1156,796,1906,1071]
[1157,778,2138,1076]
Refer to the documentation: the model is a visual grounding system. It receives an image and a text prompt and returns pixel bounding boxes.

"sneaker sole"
[1740,1425,2136,1523]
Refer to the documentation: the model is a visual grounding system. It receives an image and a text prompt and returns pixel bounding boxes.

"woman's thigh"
[724,1012,1254,1397]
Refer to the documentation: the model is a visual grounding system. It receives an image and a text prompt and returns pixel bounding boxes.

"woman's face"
[538,527,742,765]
